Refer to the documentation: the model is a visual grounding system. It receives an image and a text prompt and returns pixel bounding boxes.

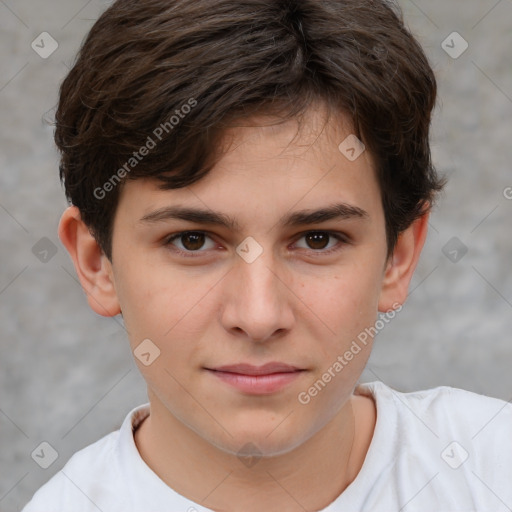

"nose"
[220,248,295,343]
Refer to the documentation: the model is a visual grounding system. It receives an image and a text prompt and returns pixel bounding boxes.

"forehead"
[216,107,364,165]
[117,108,381,230]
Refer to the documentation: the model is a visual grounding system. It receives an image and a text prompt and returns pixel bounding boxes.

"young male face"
[61,107,427,461]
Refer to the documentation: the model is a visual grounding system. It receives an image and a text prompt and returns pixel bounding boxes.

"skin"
[59,107,429,512]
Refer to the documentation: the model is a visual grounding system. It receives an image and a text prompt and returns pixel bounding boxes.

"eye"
[164,230,349,258]
[293,231,348,254]
[164,231,217,256]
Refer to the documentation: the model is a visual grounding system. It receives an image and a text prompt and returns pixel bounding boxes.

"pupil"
[182,232,204,251]
[307,232,329,250]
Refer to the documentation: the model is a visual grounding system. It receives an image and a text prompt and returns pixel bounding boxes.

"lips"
[205,362,305,395]
[208,362,303,376]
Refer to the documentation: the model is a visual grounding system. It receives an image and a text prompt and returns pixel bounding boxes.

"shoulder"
[382,382,512,461]
[358,380,512,433]
[355,380,512,506]
[347,381,512,509]
[22,404,150,512]
[22,431,120,512]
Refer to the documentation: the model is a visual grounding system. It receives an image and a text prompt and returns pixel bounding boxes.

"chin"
[207,420,312,459]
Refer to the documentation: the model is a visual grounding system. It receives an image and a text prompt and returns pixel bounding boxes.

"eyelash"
[163,230,350,258]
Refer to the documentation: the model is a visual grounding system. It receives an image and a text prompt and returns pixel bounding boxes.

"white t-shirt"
[22,380,512,511]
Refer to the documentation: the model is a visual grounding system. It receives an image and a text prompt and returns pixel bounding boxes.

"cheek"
[303,264,383,389]
[313,263,383,332]
[116,263,220,363]
[112,260,169,349]
[300,273,379,405]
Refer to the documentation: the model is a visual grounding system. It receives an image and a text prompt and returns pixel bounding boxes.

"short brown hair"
[55,0,445,260]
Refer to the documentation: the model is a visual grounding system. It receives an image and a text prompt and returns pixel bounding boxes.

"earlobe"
[378,211,430,312]
[58,206,121,317]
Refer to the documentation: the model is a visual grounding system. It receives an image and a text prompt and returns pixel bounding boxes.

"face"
[105,108,393,457]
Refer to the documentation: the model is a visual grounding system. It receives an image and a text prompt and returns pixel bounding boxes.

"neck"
[134,390,375,512]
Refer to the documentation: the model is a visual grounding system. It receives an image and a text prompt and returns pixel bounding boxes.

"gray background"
[1,0,511,510]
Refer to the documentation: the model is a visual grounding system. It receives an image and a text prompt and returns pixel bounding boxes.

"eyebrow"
[139,202,369,231]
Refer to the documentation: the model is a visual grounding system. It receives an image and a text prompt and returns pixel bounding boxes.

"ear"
[58,206,121,317]
[378,210,430,312]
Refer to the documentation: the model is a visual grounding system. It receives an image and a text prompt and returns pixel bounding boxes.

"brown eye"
[180,232,206,251]
[293,231,347,254]
[304,232,330,250]
[165,231,216,254]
